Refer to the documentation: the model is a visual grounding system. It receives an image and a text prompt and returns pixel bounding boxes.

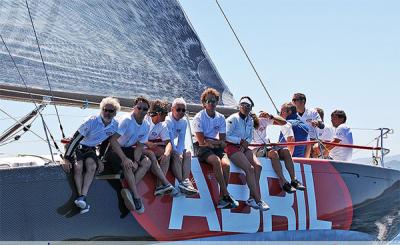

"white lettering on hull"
[169,158,221,231]
[169,158,332,233]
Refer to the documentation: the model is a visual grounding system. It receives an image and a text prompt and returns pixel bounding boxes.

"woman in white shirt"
[225,96,269,211]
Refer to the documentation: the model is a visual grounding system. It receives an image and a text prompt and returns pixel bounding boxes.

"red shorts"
[224,143,242,158]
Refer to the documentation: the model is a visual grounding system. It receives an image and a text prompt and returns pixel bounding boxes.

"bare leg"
[304,144,312,158]
[245,149,262,191]
[221,157,231,190]
[135,157,151,184]
[268,150,287,184]
[81,158,97,196]
[205,154,228,196]
[171,152,183,182]
[123,165,140,199]
[182,151,192,180]
[73,160,84,196]
[229,151,261,202]
[279,148,296,181]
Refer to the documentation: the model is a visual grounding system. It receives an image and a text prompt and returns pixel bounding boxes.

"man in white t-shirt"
[62,97,120,214]
[165,97,198,196]
[192,88,238,209]
[326,110,353,162]
[107,96,153,214]
[143,99,176,196]
[292,93,324,158]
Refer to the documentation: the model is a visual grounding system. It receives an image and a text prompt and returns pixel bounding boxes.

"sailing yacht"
[0,0,399,241]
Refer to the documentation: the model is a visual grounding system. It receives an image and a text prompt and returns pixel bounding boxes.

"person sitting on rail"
[165,97,198,196]
[105,96,159,214]
[324,110,353,162]
[142,99,177,196]
[279,102,309,158]
[291,93,324,157]
[225,96,269,211]
[62,97,120,214]
[312,107,334,158]
[192,88,238,209]
[251,111,305,193]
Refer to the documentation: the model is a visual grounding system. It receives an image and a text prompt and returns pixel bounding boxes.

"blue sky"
[0,0,398,161]
[177,0,399,159]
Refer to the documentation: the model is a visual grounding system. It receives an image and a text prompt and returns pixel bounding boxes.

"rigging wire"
[0,107,61,153]
[0,33,62,158]
[25,0,66,139]
[215,0,279,114]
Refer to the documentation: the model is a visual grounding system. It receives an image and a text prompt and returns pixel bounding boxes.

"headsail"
[0,0,236,107]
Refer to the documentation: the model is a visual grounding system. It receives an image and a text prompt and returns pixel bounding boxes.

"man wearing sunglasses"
[165,97,198,195]
[62,97,120,214]
[143,100,177,196]
[192,88,238,209]
[291,93,324,158]
[107,96,153,214]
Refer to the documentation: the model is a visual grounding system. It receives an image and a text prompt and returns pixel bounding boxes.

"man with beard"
[62,97,120,214]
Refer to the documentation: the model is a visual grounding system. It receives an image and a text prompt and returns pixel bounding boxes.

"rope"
[25,0,66,139]
[247,140,383,150]
[215,0,279,114]
[0,33,62,157]
[0,107,61,153]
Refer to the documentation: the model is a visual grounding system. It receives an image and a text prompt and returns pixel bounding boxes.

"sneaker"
[245,198,259,209]
[74,195,86,209]
[291,179,306,191]
[217,195,239,209]
[217,198,231,209]
[154,184,175,196]
[79,204,90,214]
[121,188,136,211]
[226,194,239,208]
[282,182,296,193]
[133,197,145,214]
[257,200,270,211]
[178,179,198,196]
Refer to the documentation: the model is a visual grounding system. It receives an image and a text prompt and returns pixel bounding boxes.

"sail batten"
[0,0,236,106]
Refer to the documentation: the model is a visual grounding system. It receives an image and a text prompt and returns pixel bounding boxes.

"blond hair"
[100,97,121,111]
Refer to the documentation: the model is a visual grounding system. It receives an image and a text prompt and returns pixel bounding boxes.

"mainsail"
[0,0,236,108]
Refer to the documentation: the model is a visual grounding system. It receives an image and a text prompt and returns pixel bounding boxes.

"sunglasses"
[136,106,148,111]
[292,98,306,102]
[103,108,115,113]
[149,111,167,117]
[176,108,186,113]
[240,103,252,109]
[205,99,217,104]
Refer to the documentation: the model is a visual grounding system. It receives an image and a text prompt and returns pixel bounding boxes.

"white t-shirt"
[316,125,334,141]
[116,113,150,147]
[298,108,321,139]
[329,124,353,162]
[252,117,273,144]
[279,122,294,142]
[192,109,226,141]
[146,116,169,142]
[165,112,187,154]
[78,115,118,147]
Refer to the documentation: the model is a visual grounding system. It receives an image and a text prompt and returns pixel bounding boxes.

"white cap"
[239,97,252,106]
[172,97,186,107]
